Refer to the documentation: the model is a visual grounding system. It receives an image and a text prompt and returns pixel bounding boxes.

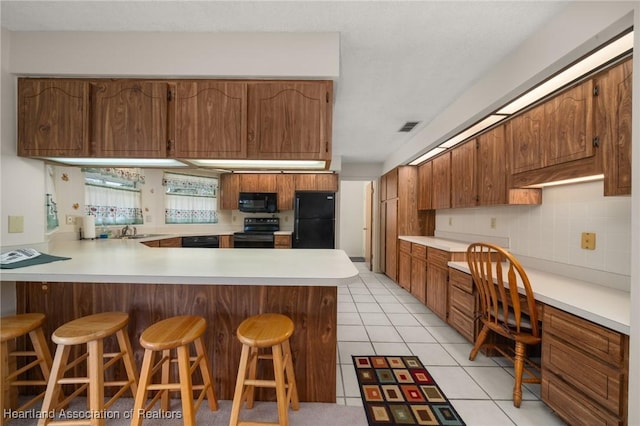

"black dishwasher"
[181,235,220,248]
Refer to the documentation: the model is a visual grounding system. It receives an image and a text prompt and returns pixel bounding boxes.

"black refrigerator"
[293,191,335,249]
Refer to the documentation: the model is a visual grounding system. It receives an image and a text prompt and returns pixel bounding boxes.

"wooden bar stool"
[229,313,299,426]
[1,313,53,425]
[37,312,138,426]
[131,315,217,426]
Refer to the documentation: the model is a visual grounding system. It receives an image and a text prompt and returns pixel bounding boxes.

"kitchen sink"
[115,233,166,240]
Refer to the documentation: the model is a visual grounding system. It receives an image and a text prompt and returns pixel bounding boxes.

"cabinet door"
[247,81,331,160]
[18,79,90,157]
[410,257,427,304]
[295,174,317,191]
[219,173,240,210]
[384,168,399,200]
[544,80,594,166]
[431,153,451,209]
[316,174,339,191]
[384,199,398,282]
[92,80,169,157]
[275,234,292,249]
[277,174,295,211]
[398,247,412,291]
[451,140,476,208]
[417,162,432,210]
[477,126,507,205]
[240,174,277,192]
[173,81,247,158]
[508,102,544,174]
[426,265,448,320]
[596,58,632,196]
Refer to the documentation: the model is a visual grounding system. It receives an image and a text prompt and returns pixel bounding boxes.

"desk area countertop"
[1,239,359,286]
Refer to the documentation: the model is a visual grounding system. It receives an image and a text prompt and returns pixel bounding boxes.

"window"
[84,168,144,226]
[45,165,59,231]
[163,173,218,224]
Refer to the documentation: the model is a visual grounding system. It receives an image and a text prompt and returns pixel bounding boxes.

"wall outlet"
[8,216,24,233]
[448,217,453,226]
[146,215,152,223]
[490,217,496,229]
[66,215,75,225]
[581,232,596,250]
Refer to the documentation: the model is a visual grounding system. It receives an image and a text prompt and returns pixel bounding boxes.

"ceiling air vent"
[398,121,420,132]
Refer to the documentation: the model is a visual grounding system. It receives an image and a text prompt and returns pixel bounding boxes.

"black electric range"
[233,217,280,248]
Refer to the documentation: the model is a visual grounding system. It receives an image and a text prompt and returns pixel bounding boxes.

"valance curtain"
[84,168,144,226]
[163,173,218,224]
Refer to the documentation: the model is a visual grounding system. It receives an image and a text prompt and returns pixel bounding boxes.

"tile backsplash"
[435,180,631,277]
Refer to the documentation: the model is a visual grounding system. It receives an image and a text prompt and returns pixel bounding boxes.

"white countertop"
[398,236,470,252]
[1,239,359,286]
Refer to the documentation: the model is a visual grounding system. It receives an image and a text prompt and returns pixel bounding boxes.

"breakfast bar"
[1,239,359,402]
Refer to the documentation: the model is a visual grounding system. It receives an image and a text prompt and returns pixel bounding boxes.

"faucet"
[121,225,130,236]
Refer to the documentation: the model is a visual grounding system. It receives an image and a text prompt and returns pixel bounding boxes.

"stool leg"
[87,339,105,426]
[115,328,138,397]
[177,345,195,426]
[245,346,259,409]
[272,344,288,426]
[160,349,171,412]
[281,339,299,410]
[229,344,250,426]
[38,345,71,426]
[194,337,218,411]
[1,341,9,426]
[132,349,154,426]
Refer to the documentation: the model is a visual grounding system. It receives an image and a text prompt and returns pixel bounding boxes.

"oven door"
[233,233,275,248]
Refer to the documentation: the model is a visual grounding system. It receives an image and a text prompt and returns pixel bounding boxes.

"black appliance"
[181,235,220,248]
[238,192,278,213]
[293,191,335,249]
[233,217,280,248]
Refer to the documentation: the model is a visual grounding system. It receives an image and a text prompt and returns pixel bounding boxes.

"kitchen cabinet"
[397,240,412,291]
[159,237,182,247]
[274,234,292,249]
[219,173,240,210]
[508,102,545,174]
[277,174,296,211]
[91,80,169,157]
[219,235,234,248]
[447,267,478,343]
[595,57,632,196]
[431,153,451,209]
[409,243,427,304]
[247,81,332,161]
[384,198,399,281]
[172,81,247,158]
[426,248,466,321]
[542,305,629,425]
[294,173,339,192]
[141,240,160,248]
[18,79,90,157]
[417,161,432,210]
[240,174,277,193]
[451,139,476,208]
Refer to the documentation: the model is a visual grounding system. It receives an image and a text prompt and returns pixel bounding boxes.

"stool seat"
[140,316,207,351]
[1,313,46,342]
[51,312,129,345]
[237,313,294,348]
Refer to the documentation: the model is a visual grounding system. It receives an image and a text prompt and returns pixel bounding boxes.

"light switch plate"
[8,215,24,233]
[581,232,596,250]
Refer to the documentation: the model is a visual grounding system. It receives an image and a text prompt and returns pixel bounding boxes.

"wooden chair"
[1,313,53,426]
[38,312,139,426]
[131,315,217,426]
[466,242,541,407]
[229,313,299,426]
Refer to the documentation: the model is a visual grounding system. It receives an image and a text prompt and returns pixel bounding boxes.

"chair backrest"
[466,242,539,337]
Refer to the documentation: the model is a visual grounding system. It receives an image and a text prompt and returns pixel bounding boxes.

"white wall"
[338,180,367,257]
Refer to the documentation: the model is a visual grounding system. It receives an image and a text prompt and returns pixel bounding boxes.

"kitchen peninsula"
[1,238,359,402]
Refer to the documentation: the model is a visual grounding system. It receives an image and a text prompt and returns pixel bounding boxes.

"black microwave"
[238,192,278,213]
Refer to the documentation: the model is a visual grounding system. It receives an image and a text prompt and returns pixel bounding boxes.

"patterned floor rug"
[352,355,465,425]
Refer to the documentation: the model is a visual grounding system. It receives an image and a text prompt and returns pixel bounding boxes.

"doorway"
[338,180,375,270]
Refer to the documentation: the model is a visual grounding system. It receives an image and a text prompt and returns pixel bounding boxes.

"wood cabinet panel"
[417,162,432,210]
[240,174,277,192]
[277,174,295,211]
[219,235,234,248]
[410,257,427,304]
[384,168,398,200]
[219,173,240,210]
[426,265,448,320]
[508,103,545,174]
[247,81,332,160]
[477,127,507,205]
[18,79,90,157]
[274,234,292,249]
[596,58,632,196]
[431,153,451,209]
[316,174,339,191]
[451,140,476,208]
[159,237,182,248]
[384,199,398,282]
[398,246,412,291]
[173,81,247,158]
[295,174,317,191]
[448,307,476,343]
[91,80,169,157]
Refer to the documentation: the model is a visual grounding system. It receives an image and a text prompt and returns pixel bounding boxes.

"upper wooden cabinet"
[18,79,90,157]
[277,174,296,211]
[247,81,333,161]
[91,80,169,157]
[431,152,451,209]
[172,81,247,158]
[417,162,432,210]
[451,139,476,208]
[219,173,240,211]
[476,126,508,206]
[240,174,277,193]
[595,58,632,196]
[508,102,544,174]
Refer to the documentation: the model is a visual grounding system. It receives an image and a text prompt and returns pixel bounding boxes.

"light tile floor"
[335,262,567,426]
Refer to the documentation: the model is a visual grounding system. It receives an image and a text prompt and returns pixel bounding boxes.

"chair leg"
[38,345,71,426]
[513,342,525,408]
[245,347,258,409]
[229,345,250,426]
[87,339,105,426]
[1,341,9,426]
[160,349,171,412]
[281,339,299,411]
[132,349,154,426]
[115,328,138,397]
[177,345,195,426]
[194,337,218,411]
[272,344,288,426]
[469,324,490,361]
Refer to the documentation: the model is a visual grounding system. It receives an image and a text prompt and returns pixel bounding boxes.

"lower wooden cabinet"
[447,267,478,343]
[219,235,234,248]
[542,305,629,425]
[274,234,292,249]
[398,240,412,291]
[409,244,427,304]
[426,248,465,321]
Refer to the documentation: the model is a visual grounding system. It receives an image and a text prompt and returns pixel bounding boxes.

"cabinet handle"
[248,130,255,142]
[41,284,48,292]
[167,140,172,151]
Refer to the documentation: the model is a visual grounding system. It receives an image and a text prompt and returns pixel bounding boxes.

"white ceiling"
[1,0,569,166]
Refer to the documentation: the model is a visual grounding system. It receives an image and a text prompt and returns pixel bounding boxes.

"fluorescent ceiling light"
[190,159,326,170]
[43,158,188,167]
[439,115,507,149]
[524,174,604,188]
[409,147,445,166]
[498,32,633,115]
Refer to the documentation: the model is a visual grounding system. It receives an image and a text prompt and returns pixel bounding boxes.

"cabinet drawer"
[447,307,475,343]
[411,243,427,259]
[399,240,412,253]
[542,333,625,416]
[542,371,622,426]
[543,306,627,367]
[427,247,449,266]
[449,268,474,293]
[449,285,476,314]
